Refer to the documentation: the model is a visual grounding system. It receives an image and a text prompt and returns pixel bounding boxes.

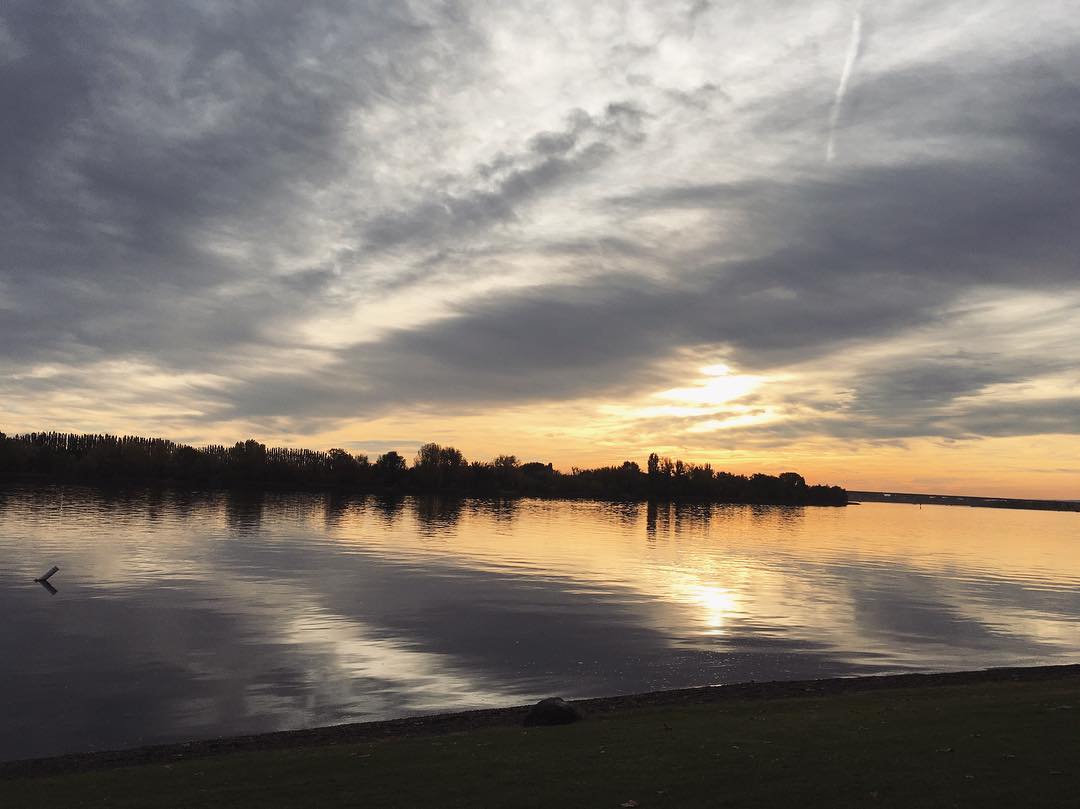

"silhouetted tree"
[647,452,660,478]
[374,451,407,486]
[327,448,359,485]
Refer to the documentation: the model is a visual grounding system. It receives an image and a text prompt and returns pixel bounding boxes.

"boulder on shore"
[523,697,582,727]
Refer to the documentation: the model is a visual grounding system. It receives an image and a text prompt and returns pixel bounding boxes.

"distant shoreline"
[3,663,1077,778]
[0,430,848,506]
[849,490,1080,513]
[2,474,848,508]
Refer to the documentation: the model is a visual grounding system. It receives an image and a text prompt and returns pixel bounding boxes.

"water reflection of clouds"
[278,606,530,713]
[15,490,1076,648]
[341,497,1078,666]
[2,488,1079,761]
[0,556,532,760]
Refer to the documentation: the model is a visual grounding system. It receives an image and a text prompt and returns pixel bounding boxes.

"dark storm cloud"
[215,64,1080,429]
[955,398,1080,439]
[210,256,935,424]
[849,359,1035,415]
[612,158,1080,289]
[0,0,478,364]
[2,0,1079,446]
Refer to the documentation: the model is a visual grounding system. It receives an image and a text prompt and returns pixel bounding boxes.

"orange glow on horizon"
[3,357,1077,502]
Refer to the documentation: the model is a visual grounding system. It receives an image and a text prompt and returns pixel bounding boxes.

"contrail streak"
[826,2,863,163]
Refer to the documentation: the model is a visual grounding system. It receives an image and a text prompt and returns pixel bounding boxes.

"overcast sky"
[2,1,1079,497]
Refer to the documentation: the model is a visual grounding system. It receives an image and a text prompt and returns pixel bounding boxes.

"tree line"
[0,431,847,506]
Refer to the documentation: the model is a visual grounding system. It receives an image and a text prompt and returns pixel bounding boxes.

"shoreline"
[2,477,847,508]
[849,490,1080,514]
[5,662,1078,779]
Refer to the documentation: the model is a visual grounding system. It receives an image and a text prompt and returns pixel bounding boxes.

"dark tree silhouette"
[0,430,848,506]
[374,451,406,486]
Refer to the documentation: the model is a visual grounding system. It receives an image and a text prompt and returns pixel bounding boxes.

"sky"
[1,1,1079,499]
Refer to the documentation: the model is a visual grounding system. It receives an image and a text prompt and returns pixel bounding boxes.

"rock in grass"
[524,697,582,727]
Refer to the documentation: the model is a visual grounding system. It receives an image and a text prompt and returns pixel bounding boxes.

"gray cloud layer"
[2,0,1078,447]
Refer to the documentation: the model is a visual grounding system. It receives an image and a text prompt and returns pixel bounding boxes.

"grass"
[2,675,1078,808]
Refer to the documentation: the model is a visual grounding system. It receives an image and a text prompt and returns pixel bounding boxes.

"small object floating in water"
[34,566,60,595]
[34,566,60,583]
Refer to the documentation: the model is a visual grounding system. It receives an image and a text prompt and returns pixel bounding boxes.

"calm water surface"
[1,486,1077,761]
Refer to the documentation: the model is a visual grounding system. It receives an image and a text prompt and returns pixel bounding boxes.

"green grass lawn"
[3,676,1078,808]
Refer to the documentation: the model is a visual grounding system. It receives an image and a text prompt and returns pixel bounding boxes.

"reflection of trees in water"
[599,500,640,531]
[645,500,710,540]
[646,499,661,539]
[747,503,806,531]
[322,491,355,530]
[645,500,809,542]
[161,488,219,522]
[748,504,771,525]
[225,490,265,534]
[672,501,713,535]
[94,486,221,524]
[94,486,148,517]
[144,488,166,524]
[774,505,806,530]
[369,495,406,526]
[414,496,463,535]
[468,497,518,525]
[648,501,771,540]
[647,501,696,539]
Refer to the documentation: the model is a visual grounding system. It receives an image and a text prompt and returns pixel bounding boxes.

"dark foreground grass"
[3,674,1078,808]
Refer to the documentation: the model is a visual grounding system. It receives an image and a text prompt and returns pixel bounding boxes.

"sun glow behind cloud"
[0,1,1079,498]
